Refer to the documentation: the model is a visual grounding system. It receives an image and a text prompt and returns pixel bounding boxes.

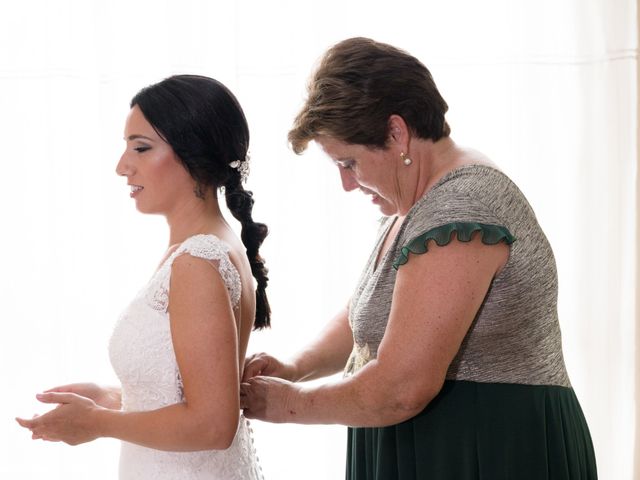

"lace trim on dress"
[145,234,242,312]
[393,222,515,270]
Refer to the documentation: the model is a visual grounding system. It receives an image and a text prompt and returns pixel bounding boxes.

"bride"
[16,75,268,479]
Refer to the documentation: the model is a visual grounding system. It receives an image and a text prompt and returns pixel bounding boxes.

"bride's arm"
[17,254,240,451]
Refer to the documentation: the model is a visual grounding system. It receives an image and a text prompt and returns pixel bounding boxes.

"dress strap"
[147,234,242,311]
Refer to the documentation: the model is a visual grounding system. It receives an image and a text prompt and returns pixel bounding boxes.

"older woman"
[241,38,597,479]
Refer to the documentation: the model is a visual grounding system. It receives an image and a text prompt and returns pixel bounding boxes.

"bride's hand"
[44,383,121,410]
[15,392,103,445]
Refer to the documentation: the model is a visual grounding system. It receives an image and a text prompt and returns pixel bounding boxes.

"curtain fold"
[635,2,640,478]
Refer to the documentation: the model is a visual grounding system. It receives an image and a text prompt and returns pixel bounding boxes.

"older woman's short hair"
[288,37,451,154]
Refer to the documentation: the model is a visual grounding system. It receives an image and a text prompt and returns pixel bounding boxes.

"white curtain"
[0,1,636,479]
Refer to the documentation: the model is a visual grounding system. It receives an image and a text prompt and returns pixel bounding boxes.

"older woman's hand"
[15,392,101,445]
[242,353,298,382]
[240,376,302,423]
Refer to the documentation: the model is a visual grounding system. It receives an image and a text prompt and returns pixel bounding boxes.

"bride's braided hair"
[223,172,270,328]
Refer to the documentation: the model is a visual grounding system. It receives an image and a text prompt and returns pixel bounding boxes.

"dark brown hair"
[289,37,451,153]
[132,75,270,329]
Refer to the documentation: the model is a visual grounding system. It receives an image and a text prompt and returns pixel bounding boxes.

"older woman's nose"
[339,168,358,192]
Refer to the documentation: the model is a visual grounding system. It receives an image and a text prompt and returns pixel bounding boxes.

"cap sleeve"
[171,235,242,309]
[146,234,242,312]
[393,222,515,269]
[394,174,516,269]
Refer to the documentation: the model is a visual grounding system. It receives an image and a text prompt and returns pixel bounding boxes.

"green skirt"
[346,380,597,480]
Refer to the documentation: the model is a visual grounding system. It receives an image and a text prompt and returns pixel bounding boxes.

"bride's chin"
[134,203,160,215]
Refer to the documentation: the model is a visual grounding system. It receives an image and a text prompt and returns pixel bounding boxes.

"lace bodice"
[109,234,263,480]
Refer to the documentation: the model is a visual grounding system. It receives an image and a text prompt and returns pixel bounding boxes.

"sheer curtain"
[635,3,640,479]
[0,1,636,479]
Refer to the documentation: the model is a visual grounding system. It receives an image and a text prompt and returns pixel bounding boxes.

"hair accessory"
[229,152,250,183]
[400,152,412,166]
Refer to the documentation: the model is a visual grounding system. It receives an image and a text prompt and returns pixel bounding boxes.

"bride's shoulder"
[175,234,231,260]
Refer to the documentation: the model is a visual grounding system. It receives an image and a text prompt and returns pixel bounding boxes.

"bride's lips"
[129,185,144,198]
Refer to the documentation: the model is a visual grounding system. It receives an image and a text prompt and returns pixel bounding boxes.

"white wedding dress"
[109,234,263,480]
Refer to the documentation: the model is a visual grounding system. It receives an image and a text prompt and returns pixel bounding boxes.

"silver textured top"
[344,164,570,387]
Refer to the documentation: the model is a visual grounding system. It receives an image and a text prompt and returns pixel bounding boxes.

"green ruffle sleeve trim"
[393,222,516,270]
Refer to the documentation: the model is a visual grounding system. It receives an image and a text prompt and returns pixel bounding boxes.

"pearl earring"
[400,152,412,166]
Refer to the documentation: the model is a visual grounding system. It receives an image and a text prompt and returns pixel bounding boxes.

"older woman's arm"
[242,234,509,427]
[243,305,353,383]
